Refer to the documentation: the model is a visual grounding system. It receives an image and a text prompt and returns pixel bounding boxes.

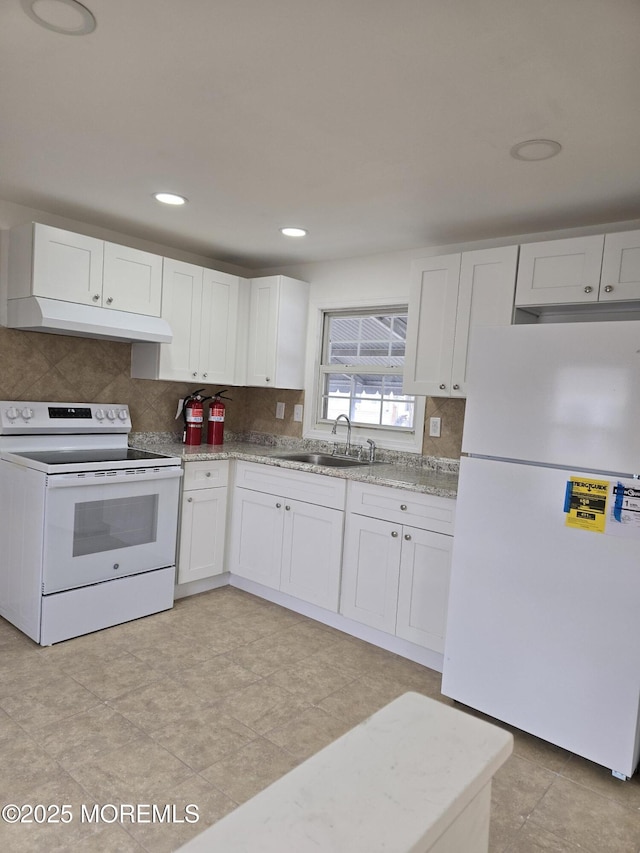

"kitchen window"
[318,309,416,431]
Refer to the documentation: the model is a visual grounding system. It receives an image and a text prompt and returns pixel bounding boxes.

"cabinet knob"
[106,296,114,305]
[276,502,282,508]
[205,472,211,477]
[187,497,193,502]
[192,372,198,378]
[265,377,271,383]
[391,530,399,538]
[202,373,208,379]
[404,533,412,541]
[604,285,614,293]
[453,384,460,390]
[285,505,291,511]
[400,504,407,511]
[584,286,593,294]
[439,383,446,390]
[92,294,100,302]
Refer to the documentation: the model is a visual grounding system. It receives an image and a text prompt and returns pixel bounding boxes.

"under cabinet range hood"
[6,296,173,343]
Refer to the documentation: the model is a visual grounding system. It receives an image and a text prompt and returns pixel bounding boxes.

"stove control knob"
[95,409,105,420]
[117,409,128,421]
[21,407,33,420]
[6,407,18,420]
[106,409,117,421]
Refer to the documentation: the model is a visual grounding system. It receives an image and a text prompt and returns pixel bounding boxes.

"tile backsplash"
[0,327,463,457]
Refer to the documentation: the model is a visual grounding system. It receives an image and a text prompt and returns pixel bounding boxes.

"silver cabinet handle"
[187,497,193,502]
[404,533,412,541]
[604,285,614,293]
[106,296,114,305]
[400,504,407,511]
[205,472,211,477]
[192,372,198,378]
[285,505,291,511]
[391,530,399,538]
[453,384,460,390]
[92,294,100,302]
[203,373,208,379]
[584,286,593,293]
[439,383,446,390]
[265,377,271,383]
[276,502,282,508]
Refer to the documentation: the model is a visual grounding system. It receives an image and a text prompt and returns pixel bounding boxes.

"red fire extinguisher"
[206,391,231,445]
[182,389,209,446]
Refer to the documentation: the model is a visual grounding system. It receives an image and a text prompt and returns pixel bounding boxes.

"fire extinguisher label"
[210,416,224,422]
[187,415,203,423]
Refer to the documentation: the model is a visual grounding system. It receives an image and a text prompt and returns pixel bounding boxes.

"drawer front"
[234,461,346,510]
[347,480,455,534]
[183,459,230,490]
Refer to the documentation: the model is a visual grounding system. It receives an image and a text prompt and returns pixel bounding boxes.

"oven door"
[42,466,183,594]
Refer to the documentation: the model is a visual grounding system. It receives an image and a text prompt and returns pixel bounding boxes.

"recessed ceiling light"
[280,227,308,237]
[21,0,96,35]
[153,192,188,206]
[510,139,562,161]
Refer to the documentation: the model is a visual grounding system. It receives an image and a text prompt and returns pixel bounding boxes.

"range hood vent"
[6,297,173,344]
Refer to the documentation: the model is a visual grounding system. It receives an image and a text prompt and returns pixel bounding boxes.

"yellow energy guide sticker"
[564,477,609,533]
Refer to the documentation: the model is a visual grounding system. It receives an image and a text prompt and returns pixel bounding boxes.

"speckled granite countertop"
[130,433,459,499]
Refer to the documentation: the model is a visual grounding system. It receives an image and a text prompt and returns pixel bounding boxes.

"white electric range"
[0,401,182,645]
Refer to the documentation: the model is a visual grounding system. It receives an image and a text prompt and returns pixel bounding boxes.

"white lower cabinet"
[396,526,453,651]
[340,515,401,633]
[177,461,229,584]
[230,488,283,589]
[229,461,345,611]
[340,481,455,654]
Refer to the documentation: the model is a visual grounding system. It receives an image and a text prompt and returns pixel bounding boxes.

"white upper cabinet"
[515,235,604,306]
[515,230,640,307]
[599,230,640,302]
[404,245,518,397]
[130,258,242,385]
[102,242,163,316]
[9,223,162,316]
[245,276,310,389]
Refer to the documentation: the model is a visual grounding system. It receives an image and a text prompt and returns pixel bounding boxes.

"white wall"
[257,217,640,301]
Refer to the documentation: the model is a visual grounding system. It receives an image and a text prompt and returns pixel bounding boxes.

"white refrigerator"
[441,320,640,779]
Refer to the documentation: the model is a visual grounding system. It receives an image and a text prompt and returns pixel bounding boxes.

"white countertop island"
[177,692,512,853]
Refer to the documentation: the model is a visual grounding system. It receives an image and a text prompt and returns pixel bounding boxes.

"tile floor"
[0,587,638,852]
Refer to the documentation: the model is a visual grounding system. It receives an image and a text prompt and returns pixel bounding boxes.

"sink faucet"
[366,438,376,463]
[331,414,352,455]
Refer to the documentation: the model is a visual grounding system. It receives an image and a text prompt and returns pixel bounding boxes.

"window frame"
[303,298,426,454]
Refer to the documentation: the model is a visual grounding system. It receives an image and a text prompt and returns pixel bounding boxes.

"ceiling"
[1,0,639,270]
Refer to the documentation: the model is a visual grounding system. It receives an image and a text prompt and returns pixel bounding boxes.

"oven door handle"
[46,467,183,488]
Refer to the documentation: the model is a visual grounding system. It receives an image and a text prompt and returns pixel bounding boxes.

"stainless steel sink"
[273,452,374,467]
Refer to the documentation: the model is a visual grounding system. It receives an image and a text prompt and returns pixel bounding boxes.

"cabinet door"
[515,236,604,306]
[396,527,452,653]
[403,254,461,396]
[177,487,228,584]
[229,488,283,589]
[450,245,518,397]
[246,277,278,386]
[600,230,640,302]
[340,514,401,632]
[157,259,202,382]
[280,500,343,611]
[199,269,240,384]
[31,224,104,305]
[103,243,163,316]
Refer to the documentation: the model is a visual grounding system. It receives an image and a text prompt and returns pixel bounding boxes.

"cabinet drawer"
[183,459,229,490]
[347,481,455,534]
[234,460,346,510]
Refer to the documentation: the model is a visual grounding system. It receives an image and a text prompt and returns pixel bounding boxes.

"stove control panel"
[0,402,131,434]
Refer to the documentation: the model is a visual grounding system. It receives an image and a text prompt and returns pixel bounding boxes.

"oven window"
[73,494,159,557]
